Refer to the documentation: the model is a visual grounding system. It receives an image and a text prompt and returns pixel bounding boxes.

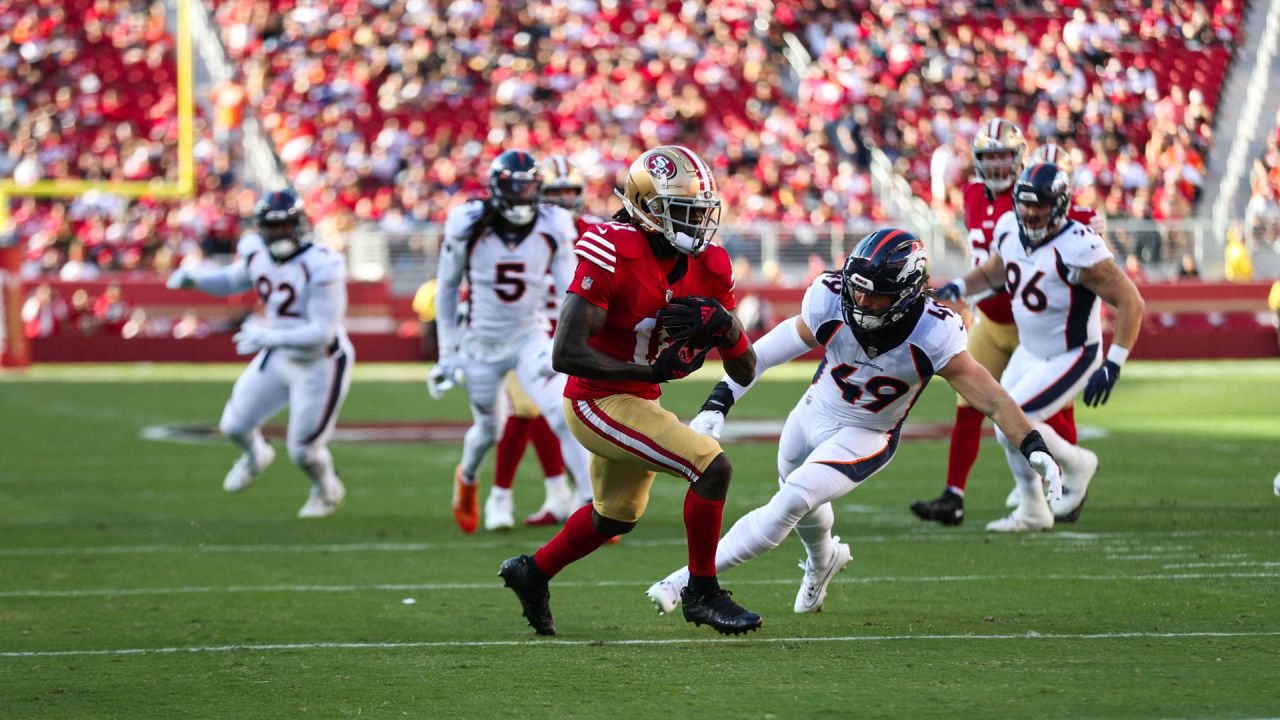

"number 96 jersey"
[801,273,967,432]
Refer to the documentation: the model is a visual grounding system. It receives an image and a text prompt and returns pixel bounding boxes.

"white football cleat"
[484,489,515,531]
[1271,472,1279,496]
[794,538,853,614]
[1049,448,1098,522]
[297,476,345,519]
[985,508,1053,533]
[1004,486,1020,509]
[523,477,575,526]
[645,567,690,615]
[223,444,275,493]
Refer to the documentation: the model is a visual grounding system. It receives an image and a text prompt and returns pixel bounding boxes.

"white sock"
[715,484,812,572]
[793,501,835,570]
[997,431,1050,518]
[489,485,512,501]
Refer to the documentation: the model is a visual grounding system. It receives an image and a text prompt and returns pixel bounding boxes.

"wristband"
[1105,344,1129,367]
[1019,430,1050,462]
[700,381,736,416]
[721,331,750,361]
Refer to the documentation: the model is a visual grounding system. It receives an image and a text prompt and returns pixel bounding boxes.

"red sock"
[946,406,986,493]
[1046,405,1078,445]
[683,489,725,578]
[532,504,611,577]
[529,417,564,477]
[494,416,534,490]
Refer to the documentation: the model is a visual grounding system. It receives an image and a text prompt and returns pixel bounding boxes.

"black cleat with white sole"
[498,555,556,636]
[909,489,965,526]
[680,587,762,635]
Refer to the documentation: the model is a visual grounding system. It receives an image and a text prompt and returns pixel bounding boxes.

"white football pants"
[219,335,354,487]
[715,407,900,574]
[995,343,1101,509]
[457,332,590,496]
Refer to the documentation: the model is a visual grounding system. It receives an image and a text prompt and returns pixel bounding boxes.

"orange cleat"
[452,465,479,534]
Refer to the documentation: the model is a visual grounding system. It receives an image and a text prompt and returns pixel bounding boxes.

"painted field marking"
[4,630,1279,659]
[3,571,1277,599]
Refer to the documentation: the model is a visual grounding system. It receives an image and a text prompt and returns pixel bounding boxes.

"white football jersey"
[238,234,349,357]
[799,273,968,432]
[992,214,1113,358]
[439,201,577,351]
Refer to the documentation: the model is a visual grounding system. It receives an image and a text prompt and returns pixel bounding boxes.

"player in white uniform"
[166,190,353,518]
[646,229,1063,615]
[936,164,1145,531]
[429,149,592,534]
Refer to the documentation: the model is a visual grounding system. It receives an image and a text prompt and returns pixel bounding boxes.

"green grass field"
[2,361,1278,719]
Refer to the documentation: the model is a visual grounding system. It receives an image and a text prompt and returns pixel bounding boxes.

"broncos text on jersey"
[801,272,968,432]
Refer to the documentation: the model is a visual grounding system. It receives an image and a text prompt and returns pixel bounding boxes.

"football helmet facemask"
[1013,163,1072,247]
[615,145,721,256]
[488,149,542,226]
[972,118,1027,194]
[254,189,309,262]
[841,228,929,331]
[539,155,585,215]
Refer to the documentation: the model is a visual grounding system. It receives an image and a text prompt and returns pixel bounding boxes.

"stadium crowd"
[0,0,1259,280]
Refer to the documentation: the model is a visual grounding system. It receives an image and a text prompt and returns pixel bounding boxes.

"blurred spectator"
[21,283,67,338]
[1223,224,1254,283]
[171,309,212,339]
[92,283,130,335]
[1124,253,1149,284]
[1176,253,1200,281]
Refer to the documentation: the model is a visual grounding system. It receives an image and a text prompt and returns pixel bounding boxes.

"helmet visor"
[651,195,721,245]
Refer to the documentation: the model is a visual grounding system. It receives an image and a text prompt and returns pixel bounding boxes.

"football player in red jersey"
[499,145,763,636]
[912,128,1103,526]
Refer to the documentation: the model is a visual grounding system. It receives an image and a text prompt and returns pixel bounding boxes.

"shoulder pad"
[443,200,488,242]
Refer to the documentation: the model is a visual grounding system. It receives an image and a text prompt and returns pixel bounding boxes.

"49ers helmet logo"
[645,153,677,179]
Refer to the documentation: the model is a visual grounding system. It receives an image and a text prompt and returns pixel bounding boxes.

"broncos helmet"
[841,228,929,331]
[254,189,308,262]
[1013,163,1071,246]
[488,150,542,226]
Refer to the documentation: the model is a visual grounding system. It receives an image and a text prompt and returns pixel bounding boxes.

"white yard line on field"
[1,527,1276,558]
[3,571,1277,599]
[3,630,1279,659]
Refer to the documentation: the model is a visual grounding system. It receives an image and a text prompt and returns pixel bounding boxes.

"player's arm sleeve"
[186,261,252,296]
[434,235,466,359]
[259,280,345,349]
[717,315,817,403]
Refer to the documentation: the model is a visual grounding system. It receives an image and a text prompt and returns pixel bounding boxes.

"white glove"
[166,269,194,290]
[1028,450,1063,502]
[427,358,465,400]
[232,325,271,355]
[689,410,725,439]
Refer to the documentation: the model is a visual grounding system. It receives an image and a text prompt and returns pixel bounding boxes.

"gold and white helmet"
[972,118,1027,194]
[539,155,586,215]
[615,145,721,255]
[1027,143,1073,177]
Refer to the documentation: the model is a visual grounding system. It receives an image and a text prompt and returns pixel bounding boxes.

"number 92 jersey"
[801,273,967,432]
[239,234,348,355]
[992,214,1113,359]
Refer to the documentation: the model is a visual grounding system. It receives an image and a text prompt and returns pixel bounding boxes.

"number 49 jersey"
[992,214,1113,358]
[800,273,968,432]
[238,234,348,354]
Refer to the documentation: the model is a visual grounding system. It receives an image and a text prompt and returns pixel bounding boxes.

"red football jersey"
[565,221,736,401]
[962,180,1015,323]
[1066,202,1099,231]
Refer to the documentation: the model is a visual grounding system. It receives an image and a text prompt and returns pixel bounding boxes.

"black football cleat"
[680,587,762,636]
[909,489,965,526]
[498,555,556,636]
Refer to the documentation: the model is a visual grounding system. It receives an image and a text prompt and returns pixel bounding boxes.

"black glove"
[657,296,733,345]
[1082,360,1121,407]
[700,381,737,417]
[651,339,711,383]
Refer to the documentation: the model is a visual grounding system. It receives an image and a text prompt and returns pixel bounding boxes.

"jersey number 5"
[494,262,526,302]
